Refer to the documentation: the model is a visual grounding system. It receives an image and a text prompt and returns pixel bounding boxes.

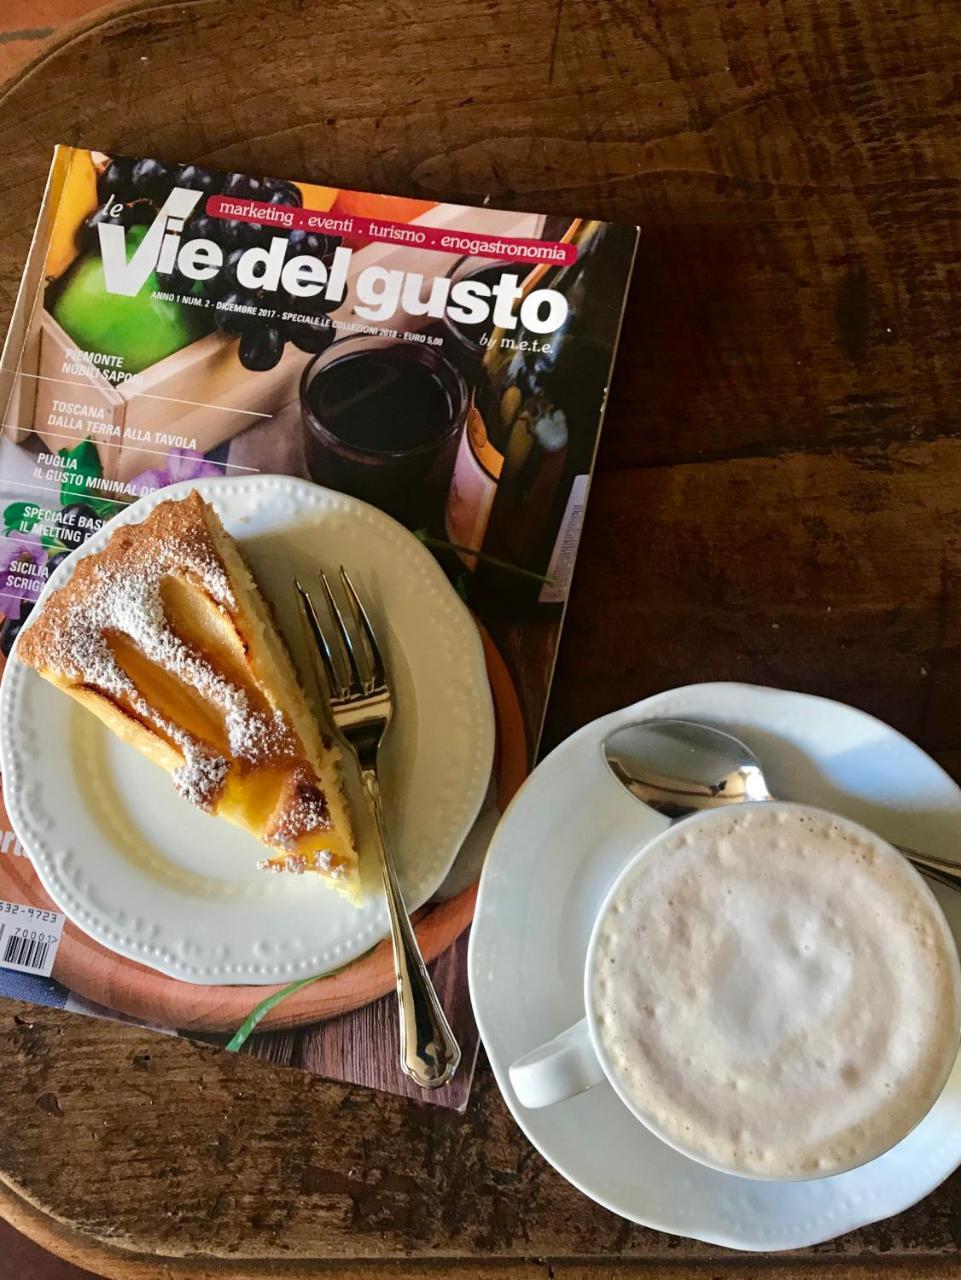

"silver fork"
[295,567,461,1090]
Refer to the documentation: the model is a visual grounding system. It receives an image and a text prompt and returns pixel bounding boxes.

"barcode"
[0,901,64,977]
[3,932,49,971]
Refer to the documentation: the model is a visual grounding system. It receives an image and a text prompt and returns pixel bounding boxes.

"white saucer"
[0,475,495,985]
[469,682,961,1250]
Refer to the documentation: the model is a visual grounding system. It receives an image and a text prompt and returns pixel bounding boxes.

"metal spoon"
[603,718,961,892]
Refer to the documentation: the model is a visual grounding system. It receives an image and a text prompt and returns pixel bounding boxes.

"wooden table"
[0,0,103,84]
[1,0,961,1274]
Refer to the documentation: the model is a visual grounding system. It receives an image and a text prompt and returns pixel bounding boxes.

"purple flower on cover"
[129,447,222,494]
[0,530,45,620]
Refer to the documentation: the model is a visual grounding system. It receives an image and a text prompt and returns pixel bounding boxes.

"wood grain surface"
[0,0,103,84]
[1,0,961,1275]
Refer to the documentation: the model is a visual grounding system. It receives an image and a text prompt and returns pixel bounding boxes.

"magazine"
[0,146,638,1109]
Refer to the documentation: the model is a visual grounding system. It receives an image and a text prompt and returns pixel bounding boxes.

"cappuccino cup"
[509,802,961,1180]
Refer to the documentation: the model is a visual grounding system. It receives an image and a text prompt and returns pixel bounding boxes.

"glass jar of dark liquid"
[439,257,518,386]
[300,335,468,531]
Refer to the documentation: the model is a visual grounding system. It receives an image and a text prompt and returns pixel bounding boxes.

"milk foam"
[590,806,961,1178]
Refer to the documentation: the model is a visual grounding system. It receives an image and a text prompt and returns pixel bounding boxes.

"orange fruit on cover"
[45,148,99,280]
[330,189,437,233]
[295,181,339,213]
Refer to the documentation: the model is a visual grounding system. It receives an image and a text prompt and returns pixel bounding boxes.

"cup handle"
[508,1018,605,1109]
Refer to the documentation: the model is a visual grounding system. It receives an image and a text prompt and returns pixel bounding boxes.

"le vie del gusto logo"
[96,188,571,332]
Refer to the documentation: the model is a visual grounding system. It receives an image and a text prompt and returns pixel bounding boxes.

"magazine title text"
[97,188,571,332]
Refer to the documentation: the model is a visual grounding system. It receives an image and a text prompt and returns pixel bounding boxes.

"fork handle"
[360,768,462,1089]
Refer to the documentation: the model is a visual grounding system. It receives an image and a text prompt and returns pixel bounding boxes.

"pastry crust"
[17,490,360,903]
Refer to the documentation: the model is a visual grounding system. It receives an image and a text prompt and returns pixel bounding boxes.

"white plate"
[469,682,961,1250]
[0,475,495,985]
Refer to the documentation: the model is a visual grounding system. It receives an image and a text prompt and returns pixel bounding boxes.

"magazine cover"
[0,146,638,1109]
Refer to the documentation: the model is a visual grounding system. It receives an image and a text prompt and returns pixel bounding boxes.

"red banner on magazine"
[205,195,578,266]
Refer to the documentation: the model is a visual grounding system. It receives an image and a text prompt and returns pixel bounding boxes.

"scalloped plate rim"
[0,474,495,985]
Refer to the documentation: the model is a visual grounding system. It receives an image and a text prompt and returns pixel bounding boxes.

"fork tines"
[295,568,386,706]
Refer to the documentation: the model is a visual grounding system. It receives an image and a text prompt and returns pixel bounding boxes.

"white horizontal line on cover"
[0,480,124,504]
[0,530,64,542]
[2,369,273,418]
[0,530,74,546]
[1,425,258,471]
